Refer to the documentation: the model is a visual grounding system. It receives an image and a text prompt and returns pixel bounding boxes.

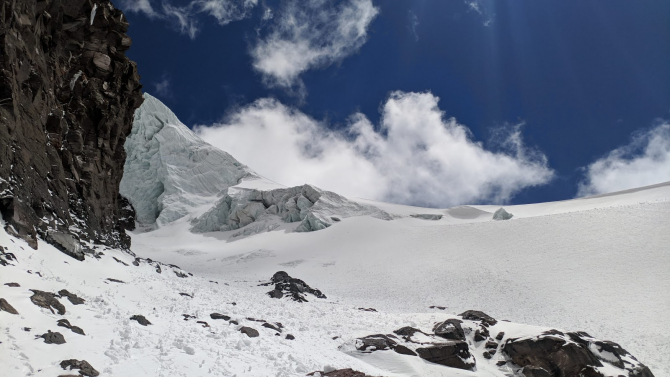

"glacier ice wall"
[120,94,256,228]
[191,184,392,234]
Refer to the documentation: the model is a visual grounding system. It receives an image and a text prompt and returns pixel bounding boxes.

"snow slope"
[128,182,670,376]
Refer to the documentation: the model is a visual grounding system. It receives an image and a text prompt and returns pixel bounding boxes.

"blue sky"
[119,0,670,207]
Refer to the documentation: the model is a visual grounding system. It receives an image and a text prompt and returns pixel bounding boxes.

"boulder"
[264,271,326,302]
[58,289,85,305]
[493,208,513,220]
[41,330,66,344]
[433,319,466,341]
[240,326,259,338]
[0,298,18,314]
[459,310,498,326]
[415,341,476,370]
[130,315,152,326]
[30,290,66,315]
[60,359,99,377]
[210,313,230,320]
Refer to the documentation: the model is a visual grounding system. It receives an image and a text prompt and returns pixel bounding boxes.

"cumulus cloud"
[119,0,258,38]
[195,91,554,207]
[578,122,670,196]
[250,0,379,90]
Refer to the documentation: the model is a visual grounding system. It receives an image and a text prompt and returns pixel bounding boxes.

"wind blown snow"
[578,121,670,196]
[196,91,554,208]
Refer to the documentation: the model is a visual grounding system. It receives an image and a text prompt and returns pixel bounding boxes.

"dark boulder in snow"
[264,271,326,302]
[503,330,655,377]
[410,214,443,220]
[41,330,66,344]
[60,359,99,377]
[0,298,18,314]
[0,247,17,266]
[130,315,152,326]
[4,282,20,287]
[57,319,85,335]
[30,290,66,315]
[58,289,85,305]
[459,310,498,326]
[210,313,231,321]
[433,319,466,341]
[240,326,259,338]
[286,334,295,340]
[493,208,513,220]
[415,342,476,370]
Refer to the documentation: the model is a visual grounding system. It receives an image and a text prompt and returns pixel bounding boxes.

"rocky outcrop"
[0,0,143,250]
[130,314,151,326]
[60,359,99,377]
[263,271,327,302]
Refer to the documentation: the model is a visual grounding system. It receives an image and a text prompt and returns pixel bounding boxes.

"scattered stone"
[0,298,19,314]
[58,290,85,305]
[113,257,129,266]
[130,315,151,326]
[41,330,66,344]
[459,310,498,326]
[182,314,196,321]
[57,319,85,335]
[263,271,326,302]
[483,351,493,359]
[240,326,259,338]
[496,331,505,340]
[474,326,490,341]
[4,282,20,287]
[23,327,31,331]
[106,278,125,283]
[429,305,446,310]
[262,322,282,332]
[433,319,465,341]
[60,359,99,377]
[357,307,377,312]
[210,313,230,320]
[174,270,188,278]
[196,321,209,328]
[0,247,17,266]
[485,340,498,349]
[30,290,65,315]
[410,214,443,220]
[493,208,513,220]
[496,360,507,366]
[286,334,295,340]
[229,320,239,325]
[179,292,193,298]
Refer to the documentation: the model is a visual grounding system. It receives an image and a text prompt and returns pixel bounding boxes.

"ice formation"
[120,94,257,228]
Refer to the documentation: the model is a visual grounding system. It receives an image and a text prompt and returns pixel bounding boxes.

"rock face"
[0,0,143,250]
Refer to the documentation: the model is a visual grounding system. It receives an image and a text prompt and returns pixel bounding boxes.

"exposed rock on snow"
[240,326,260,338]
[40,330,66,344]
[46,231,85,261]
[210,313,231,321]
[121,93,257,228]
[459,309,498,326]
[308,369,380,377]
[60,359,99,377]
[502,330,655,377]
[0,246,17,266]
[263,271,327,302]
[433,319,466,341]
[493,207,514,220]
[191,184,392,234]
[130,315,152,326]
[0,298,18,314]
[30,290,66,315]
[57,319,86,336]
[58,289,85,305]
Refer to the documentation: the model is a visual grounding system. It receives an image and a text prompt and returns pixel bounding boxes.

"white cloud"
[578,122,670,196]
[195,91,554,207]
[408,11,419,41]
[464,0,494,27]
[153,74,172,98]
[120,0,257,38]
[250,0,379,90]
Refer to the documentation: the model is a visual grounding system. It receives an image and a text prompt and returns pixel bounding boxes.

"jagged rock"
[210,313,230,321]
[286,334,295,340]
[496,331,505,340]
[41,330,66,344]
[356,334,397,352]
[58,289,85,305]
[264,271,326,302]
[492,208,513,220]
[415,342,476,370]
[57,319,85,335]
[130,315,151,326]
[4,282,20,287]
[240,326,259,338]
[474,326,490,341]
[0,298,18,314]
[60,359,99,377]
[459,310,498,326]
[0,247,17,266]
[433,318,466,341]
[30,290,65,315]
[0,0,143,250]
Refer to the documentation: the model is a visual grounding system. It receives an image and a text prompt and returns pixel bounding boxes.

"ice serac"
[120,94,257,228]
[191,184,392,235]
[0,0,143,249]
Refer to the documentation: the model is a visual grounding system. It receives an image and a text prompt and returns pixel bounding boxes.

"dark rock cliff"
[0,0,142,250]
